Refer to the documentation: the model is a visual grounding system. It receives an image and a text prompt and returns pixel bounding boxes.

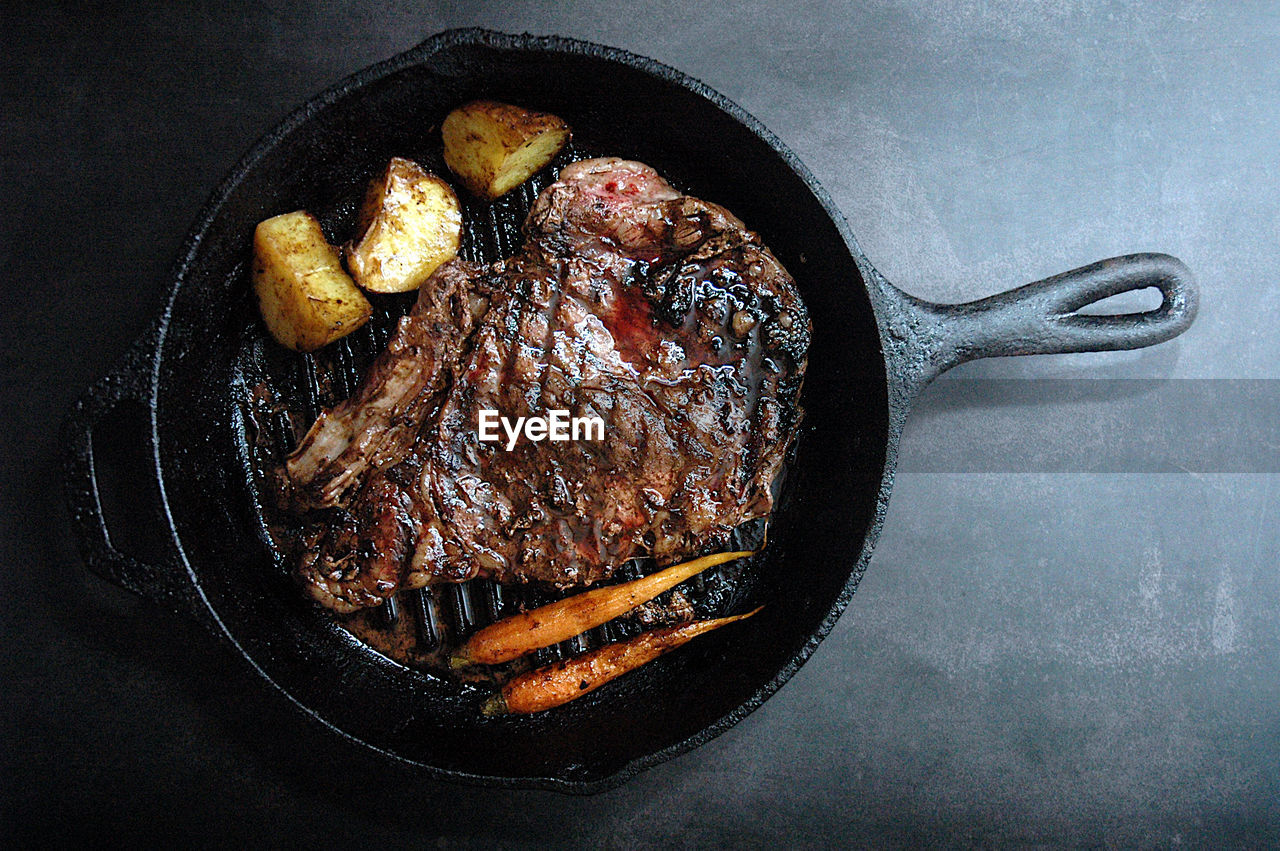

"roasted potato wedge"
[252,211,371,352]
[441,100,571,199]
[344,157,462,293]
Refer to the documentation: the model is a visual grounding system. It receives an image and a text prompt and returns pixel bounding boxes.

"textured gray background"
[4,0,1279,846]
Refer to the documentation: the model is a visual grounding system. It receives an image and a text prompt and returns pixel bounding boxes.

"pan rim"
[148,26,900,794]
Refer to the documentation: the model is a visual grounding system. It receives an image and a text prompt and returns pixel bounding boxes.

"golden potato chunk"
[441,100,571,199]
[252,211,371,352]
[345,157,462,293]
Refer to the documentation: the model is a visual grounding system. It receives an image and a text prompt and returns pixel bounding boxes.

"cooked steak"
[280,158,810,612]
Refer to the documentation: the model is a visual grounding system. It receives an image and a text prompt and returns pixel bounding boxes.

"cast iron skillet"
[63,29,1197,792]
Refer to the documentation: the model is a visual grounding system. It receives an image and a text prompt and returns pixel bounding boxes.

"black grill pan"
[63,29,1197,792]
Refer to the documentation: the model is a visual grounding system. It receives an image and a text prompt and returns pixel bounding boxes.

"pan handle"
[888,253,1197,390]
[62,326,200,616]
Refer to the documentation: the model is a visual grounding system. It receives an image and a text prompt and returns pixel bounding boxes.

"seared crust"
[283,158,810,609]
[280,260,487,510]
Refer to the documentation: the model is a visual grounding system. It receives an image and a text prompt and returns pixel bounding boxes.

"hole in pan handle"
[61,325,203,620]
[888,252,1198,390]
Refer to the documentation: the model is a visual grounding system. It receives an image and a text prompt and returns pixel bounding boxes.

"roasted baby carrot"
[483,608,763,715]
[454,551,752,666]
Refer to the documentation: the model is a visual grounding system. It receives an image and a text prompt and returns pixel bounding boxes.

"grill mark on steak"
[278,260,489,511]
[282,158,810,612]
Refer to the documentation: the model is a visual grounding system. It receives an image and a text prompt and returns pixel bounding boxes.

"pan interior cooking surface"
[234,143,773,684]
[141,31,890,786]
